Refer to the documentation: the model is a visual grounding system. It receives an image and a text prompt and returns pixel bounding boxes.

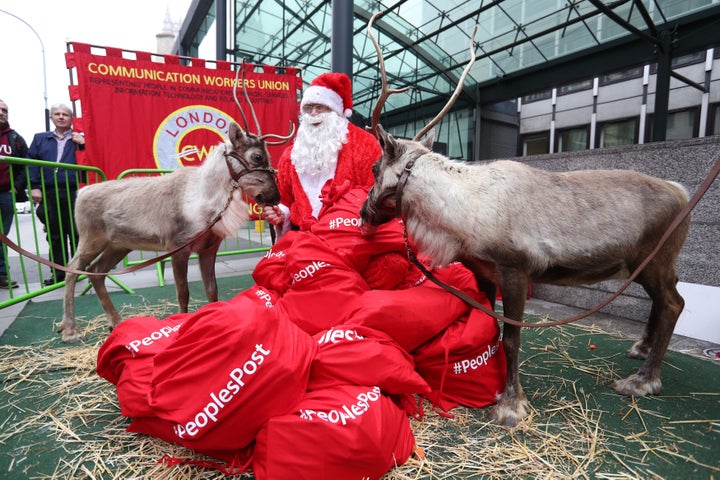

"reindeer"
[59,120,290,343]
[359,13,690,426]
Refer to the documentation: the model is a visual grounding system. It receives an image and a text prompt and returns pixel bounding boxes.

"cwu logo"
[153,105,235,170]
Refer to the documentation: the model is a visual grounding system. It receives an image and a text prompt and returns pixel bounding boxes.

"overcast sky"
[1,0,195,140]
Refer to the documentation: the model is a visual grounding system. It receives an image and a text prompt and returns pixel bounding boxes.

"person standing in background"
[0,99,29,289]
[27,103,84,286]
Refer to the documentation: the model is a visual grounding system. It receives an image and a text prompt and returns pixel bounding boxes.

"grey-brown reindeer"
[60,112,292,343]
[360,13,690,426]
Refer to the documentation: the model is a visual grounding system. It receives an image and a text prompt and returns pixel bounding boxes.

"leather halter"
[394,158,416,219]
[223,148,277,183]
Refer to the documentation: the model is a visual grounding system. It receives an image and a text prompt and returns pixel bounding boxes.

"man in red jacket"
[262,72,381,234]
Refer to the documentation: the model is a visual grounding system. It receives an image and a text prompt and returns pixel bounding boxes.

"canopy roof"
[177,0,720,124]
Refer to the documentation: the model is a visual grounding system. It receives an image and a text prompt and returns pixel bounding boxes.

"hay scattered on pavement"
[1,311,718,479]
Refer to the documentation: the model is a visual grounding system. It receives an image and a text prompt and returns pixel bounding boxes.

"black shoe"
[0,276,19,289]
[43,277,64,286]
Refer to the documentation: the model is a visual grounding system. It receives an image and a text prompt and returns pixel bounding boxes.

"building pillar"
[215,0,227,61]
[652,30,672,142]
[331,0,354,79]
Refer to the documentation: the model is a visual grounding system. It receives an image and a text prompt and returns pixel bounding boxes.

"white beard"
[291,112,348,176]
[291,112,349,216]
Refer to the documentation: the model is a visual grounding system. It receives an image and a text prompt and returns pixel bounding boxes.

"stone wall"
[498,136,720,322]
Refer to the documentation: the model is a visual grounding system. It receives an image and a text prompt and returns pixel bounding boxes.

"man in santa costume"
[262,72,381,234]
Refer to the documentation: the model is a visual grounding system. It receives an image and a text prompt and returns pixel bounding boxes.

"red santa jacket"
[276,122,381,230]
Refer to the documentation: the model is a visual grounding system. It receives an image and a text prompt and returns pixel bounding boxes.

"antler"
[368,11,411,136]
[412,26,477,141]
[232,58,295,144]
[233,61,250,132]
[232,59,263,135]
[260,121,297,145]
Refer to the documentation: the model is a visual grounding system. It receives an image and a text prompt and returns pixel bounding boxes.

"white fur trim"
[302,85,344,116]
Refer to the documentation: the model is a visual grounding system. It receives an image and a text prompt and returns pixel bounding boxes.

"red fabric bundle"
[253,385,415,480]
[227,284,280,308]
[96,314,185,417]
[250,230,299,294]
[340,263,483,352]
[310,187,407,272]
[413,306,507,413]
[127,416,254,468]
[309,325,430,396]
[143,297,317,451]
[277,232,369,335]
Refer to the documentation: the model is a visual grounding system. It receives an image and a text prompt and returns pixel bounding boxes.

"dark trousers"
[0,191,14,277]
[42,189,78,280]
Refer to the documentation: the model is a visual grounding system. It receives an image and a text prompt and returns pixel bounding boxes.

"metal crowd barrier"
[0,156,106,308]
[0,159,273,310]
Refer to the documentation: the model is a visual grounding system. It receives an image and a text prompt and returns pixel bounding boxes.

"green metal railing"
[0,156,108,308]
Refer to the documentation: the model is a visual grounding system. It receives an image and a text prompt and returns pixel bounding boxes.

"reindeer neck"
[399,153,489,266]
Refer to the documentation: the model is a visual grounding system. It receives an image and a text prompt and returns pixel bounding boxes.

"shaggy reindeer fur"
[60,122,279,343]
[361,125,690,426]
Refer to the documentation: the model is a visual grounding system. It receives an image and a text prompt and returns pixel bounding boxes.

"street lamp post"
[0,9,50,131]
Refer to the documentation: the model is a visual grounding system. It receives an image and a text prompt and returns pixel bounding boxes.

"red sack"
[413,307,507,413]
[277,232,369,335]
[251,230,299,294]
[253,385,415,480]
[309,325,430,396]
[227,284,280,309]
[145,297,317,451]
[310,187,408,273]
[96,313,185,418]
[340,263,483,352]
[127,416,254,469]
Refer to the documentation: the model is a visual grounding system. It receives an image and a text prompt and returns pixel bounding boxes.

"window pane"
[523,134,549,155]
[600,119,636,148]
[558,128,588,152]
[666,110,695,140]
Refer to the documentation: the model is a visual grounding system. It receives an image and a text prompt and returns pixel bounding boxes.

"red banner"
[65,42,301,180]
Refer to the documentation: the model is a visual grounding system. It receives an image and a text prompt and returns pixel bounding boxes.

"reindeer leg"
[60,247,96,343]
[197,240,221,304]
[86,247,131,333]
[612,269,684,397]
[171,251,191,313]
[489,269,531,427]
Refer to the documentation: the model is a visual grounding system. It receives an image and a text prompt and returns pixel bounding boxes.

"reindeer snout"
[359,202,378,236]
[255,190,281,206]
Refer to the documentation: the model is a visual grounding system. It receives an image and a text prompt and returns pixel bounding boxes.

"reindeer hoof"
[57,322,84,343]
[611,374,662,397]
[60,330,84,344]
[489,392,530,427]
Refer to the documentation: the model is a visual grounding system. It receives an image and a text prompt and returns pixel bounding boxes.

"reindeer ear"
[421,129,435,150]
[376,124,400,162]
[228,122,247,146]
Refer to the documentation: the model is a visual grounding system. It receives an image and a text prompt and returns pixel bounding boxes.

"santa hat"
[301,72,353,118]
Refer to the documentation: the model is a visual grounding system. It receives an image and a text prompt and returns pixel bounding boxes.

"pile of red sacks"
[96,184,506,479]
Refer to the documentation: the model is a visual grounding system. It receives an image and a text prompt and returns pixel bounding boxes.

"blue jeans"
[0,191,15,277]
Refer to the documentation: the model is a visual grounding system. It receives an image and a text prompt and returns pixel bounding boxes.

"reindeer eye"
[371,161,380,178]
[253,153,264,163]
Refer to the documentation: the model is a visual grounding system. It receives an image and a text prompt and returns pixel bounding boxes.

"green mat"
[1,277,718,479]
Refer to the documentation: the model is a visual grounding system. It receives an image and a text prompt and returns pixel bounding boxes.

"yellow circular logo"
[153,105,234,170]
